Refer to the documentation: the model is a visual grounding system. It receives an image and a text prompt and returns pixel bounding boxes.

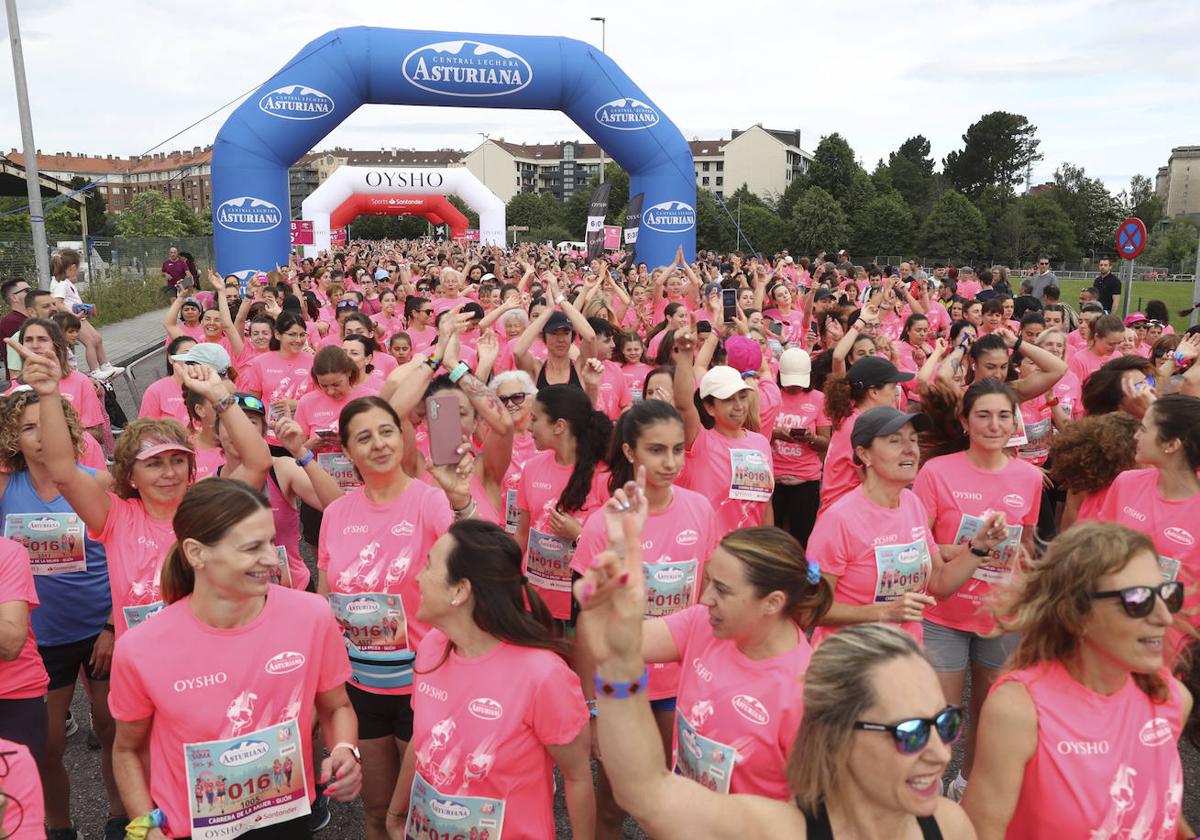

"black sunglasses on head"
[1090,582,1183,618]
[854,706,964,754]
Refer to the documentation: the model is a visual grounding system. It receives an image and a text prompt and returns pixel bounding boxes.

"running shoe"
[87,710,101,751]
[92,363,125,381]
[309,784,331,833]
[103,817,129,840]
[65,710,79,737]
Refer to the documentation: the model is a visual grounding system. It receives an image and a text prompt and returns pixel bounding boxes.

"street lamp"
[590,16,606,185]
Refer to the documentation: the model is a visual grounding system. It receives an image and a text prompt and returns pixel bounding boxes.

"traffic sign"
[1115,217,1147,260]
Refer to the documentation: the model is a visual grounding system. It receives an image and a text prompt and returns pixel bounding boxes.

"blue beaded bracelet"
[595,667,649,700]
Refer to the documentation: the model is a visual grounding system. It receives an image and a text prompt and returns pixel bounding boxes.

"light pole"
[6,0,51,288]
[590,16,606,185]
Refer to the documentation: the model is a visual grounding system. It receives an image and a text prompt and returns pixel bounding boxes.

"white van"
[556,241,587,255]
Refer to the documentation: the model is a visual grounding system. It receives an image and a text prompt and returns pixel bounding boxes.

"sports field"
[1055,278,1197,324]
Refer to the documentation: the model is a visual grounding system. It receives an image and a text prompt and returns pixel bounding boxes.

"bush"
[84,271,167,327]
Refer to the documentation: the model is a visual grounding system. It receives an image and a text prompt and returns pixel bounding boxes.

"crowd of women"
[1,239,1199,839]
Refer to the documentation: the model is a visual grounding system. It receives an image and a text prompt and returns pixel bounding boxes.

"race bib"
[673,712,735,795]
[728,449,773,502]
[406,771,505,840]
[526,528,573,593]
[123,601,165,629]
[643,559,698,618]
[4,512,86,575]
[184,719,309,839]
[1158,555,1181,583]
[327,592,411,690]
[1004,409,1028,448]
[504,489,519,535]
[316,453,362,491]
[872,539,931,603]
[1017,415,1052,463]
[270,546,293,588]
[953,515,1023,585]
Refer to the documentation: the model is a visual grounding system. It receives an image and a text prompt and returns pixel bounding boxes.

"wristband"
[1174,350,1189,367]
[295,450,315,468]
[424,356,442,371]
[124,808,167,839]
[595,666,650,700]
[447,361,471,384]
[968,542,990,558]
[103,622,115,633]
[1011,338,1023,355]
[213,395,236,415]
[586,699,598,719]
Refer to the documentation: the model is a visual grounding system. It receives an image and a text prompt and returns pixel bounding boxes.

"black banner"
[622,192,644,267]
[585,182,613,261]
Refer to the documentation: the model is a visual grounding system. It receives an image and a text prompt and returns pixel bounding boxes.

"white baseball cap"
[699,365,752,400]
[778,348,812,387]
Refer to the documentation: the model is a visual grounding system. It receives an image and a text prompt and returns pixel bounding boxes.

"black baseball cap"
[813,288,834,301]
[851,406,931,449]
[848,356,914,389]
[543,311,574,335]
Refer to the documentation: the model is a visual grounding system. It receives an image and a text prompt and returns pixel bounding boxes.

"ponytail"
[161,542,196,604]
[535,385,613,514]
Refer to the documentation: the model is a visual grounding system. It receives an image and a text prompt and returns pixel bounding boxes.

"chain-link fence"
[0,234,216,282]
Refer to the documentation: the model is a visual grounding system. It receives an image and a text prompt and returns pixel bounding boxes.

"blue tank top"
[1,468,111,646]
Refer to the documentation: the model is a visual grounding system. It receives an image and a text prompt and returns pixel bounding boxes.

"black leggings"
[771,480,821,549]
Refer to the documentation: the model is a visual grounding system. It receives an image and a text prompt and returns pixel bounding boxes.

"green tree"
[1145,219,1199,273]
[726,183,767,211]
[943,112,1043,200]
[1016,193,1079,262]
[918,190,988,260]
[1048,163,1120,257]
[852,191,916,258]
[349,214,428,240]
[736,205,789,256]
[562,189,592,239]
[789,187,849,256]
[68,175,108,233]
[115,191,187,237]
[507,192,556,228]
[166,197,208,236]
[885,135,936,216]
[1126,174,1165,232]
[775,175,809,222]
[447,195,479,229]
[45,203,82,239]
[695,190,739,253]
[807,133,861,205]
[840,168,877,221]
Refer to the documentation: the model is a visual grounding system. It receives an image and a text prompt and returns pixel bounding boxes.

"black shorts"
[182,815,310,839]
[0,696,48,765]
[39,634,108,690]
[346,683,413,741]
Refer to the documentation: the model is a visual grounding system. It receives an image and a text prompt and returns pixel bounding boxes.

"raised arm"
[672,330,704,448]
[511,302,554,376]
[161,294,185,340]
[998,330,1067,401]
[209,271,244,358]
[960,681,1038,840]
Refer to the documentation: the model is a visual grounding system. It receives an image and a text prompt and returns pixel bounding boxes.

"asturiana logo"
[27,516,59,532]
[216,197,282,233]
[402,40,532,98]
[264,651,306,675]
[258,85,334,120]
[468,698,504,721]
[731,694,770,726]
[219,740,271,767]
[430,798,472,821]
[594,97,660,130]
[642,201,696,233]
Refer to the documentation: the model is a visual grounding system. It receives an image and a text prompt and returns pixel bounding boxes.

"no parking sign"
[1115,217,1146,260]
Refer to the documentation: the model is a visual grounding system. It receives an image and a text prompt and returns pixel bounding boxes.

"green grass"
[1056,279,1197,324]
[85,271,167,328]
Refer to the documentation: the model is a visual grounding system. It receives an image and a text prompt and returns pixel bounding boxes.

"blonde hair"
[50,248,80,280]
[788,624,925,811]
[995,522,1167,701]
[110,418,195,499]
[718,527,832,630]
[0,391,85,471]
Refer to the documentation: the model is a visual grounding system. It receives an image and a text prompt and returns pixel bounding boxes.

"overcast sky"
[2,0,1196,197]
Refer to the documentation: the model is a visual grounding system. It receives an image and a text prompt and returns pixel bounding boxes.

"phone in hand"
[721,288,738,322]
[72,303,95,318]
[315,428,337,439]
[426,394,464,466]
[767,321,785,338]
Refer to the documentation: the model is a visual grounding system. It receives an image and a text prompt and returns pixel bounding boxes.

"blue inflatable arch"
[212,27,696,276]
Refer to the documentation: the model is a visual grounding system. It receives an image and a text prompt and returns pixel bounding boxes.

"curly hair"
[1048,411,1138,492]
[110,418,195,499]
[0,391,85,472]
[994,522,1167,702]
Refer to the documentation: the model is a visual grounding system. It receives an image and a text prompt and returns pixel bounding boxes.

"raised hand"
[5,337,60,395]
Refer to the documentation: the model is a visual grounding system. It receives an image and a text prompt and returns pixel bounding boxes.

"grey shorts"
[922,620,1020,672]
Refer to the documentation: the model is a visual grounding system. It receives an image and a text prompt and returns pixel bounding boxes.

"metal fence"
[0,234,216,282]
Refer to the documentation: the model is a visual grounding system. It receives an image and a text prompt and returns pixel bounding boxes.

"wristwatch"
[968,542,990,558]
[331,741,361,764]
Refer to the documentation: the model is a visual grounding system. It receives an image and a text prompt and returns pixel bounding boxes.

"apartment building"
[1155,146,1200,220]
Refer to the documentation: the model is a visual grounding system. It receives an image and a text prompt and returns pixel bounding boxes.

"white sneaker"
[93,363,124,380]
[65,710,79,737]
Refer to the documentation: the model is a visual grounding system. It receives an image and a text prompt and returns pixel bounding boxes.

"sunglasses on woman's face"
[854,706,964,754]
[497,392,528,407]
[1090,581,1183,618]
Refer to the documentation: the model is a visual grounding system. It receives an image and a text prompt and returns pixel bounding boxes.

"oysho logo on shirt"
[532,481,552,490]
[216,197,282,233]
[952,490,983,501]
[391,521,415,537]
[468,697,504,721]
[642,201,696,234]
[676,529,699,546]
[343,524,369,535]
[258,85,335,120]
[1164,527,1195,547]
[1056,739,1110,755]
[873,534,898,546]
[594,97,660,130]
[402,40,533,98]
[1139,717,1173,747]
[692,657,713,683]
[264,651,306,675]
[1122,506,1147,523]
[173,672,228,692]
[1003,493,1025,508]
[418,682,448,702]
[731,694,770,726]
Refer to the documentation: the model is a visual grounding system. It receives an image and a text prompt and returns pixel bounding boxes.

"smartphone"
[767,321,784,338]
[315,428,337,439]
[721,288,738,322]
[426,394,464,466]
[696,321,713,335]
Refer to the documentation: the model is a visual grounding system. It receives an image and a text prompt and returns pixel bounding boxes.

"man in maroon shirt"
[0,277,30,378]
[161,246,192,298]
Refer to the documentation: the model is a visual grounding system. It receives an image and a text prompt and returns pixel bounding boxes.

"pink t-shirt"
[408,324,439,355]
[573,486,718,699]
[81,433,107,472]
[819,411,860,515]
[593,359,632,422]
[293,385,372,438]
[138,376,188,424]
[407,632,587,840]
[956,279,982,299]
[756,380,783,438]
[663,605,809,799]
[0,737,44,837]
[92,494,176,638]
[108,587,350,840]
[925,303,951,336]
[1084,468,1200,655]
[1067,346,1113,386]
[431,295,472,316]
[0,537,48,700]
[233,342,267,377]
[23,371,106,429]
[1017,397,1053,466]
[371,312,406,340]
[500,430,538,535]
[771,389,827,482]
[997,662,1183,840]
[620,363,653,403]
[913,452,1042,634]
[237,351,315,429]
[193,445,225,482]
[1051,369,1083,418]
[808,486,936,645]
[517,451,609,620]
[317,481,453,694]
[678,428,773,537]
